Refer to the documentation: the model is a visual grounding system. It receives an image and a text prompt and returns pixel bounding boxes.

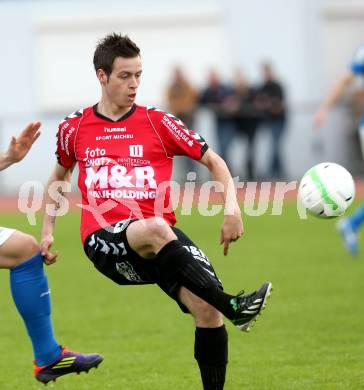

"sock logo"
[40,289,51,298]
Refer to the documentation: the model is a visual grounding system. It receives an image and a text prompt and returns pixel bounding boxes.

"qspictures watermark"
[16,175,308,226]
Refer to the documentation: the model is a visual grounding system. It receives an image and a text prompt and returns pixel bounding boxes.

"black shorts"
[84,220,223,312]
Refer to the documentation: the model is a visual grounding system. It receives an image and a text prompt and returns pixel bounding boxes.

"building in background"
[0,0,364,192]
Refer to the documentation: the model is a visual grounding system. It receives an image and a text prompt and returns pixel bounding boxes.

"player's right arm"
[41,163,74,265]
[314,70,355,128]
[40,112,80,265]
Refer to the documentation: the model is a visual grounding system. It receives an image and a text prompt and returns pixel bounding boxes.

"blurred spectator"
[165,66,198,128]
[165,66,198,179]
[257,62,287,179]
[199,70,236,167]
[232,70,263,180]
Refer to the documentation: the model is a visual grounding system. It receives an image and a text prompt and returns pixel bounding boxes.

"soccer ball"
[298,162,355,218]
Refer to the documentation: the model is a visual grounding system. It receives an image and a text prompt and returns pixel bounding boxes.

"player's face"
[103,56,142,107]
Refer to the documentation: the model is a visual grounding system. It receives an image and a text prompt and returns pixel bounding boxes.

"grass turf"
[0,202,364,389]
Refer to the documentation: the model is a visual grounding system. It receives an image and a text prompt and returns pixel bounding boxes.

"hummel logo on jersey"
[129,145,143,157]
[104,127,127,133]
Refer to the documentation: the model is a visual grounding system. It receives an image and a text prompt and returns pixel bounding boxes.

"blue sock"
[349,204,364,232]
[10,253,61,366]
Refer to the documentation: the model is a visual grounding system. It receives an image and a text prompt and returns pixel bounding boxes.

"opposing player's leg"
[0,229,40,268]
[0,228,103,384]
[126,217,272,331]
[336,125,364,256]
[336,217,360,256]
[34,347,103,384]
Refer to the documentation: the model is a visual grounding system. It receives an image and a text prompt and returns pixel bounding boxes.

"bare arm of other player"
[0,122,42,268]
[41,163,74,265]
[0,122,41,171]
[314,70,355,128]
[199,148,243,256]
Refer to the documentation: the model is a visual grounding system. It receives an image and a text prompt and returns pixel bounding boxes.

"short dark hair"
[93,33,140,76]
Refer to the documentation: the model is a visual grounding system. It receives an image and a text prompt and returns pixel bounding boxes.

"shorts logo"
[129,145,143,157]
[116,261,144,282]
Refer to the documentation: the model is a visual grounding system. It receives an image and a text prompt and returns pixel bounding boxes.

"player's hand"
[41,234,59,265]
[313,108,328,128]
[220,208,244,256]
[5,122,41,163]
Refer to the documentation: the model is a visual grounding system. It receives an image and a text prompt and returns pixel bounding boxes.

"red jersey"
[56,104,208,243]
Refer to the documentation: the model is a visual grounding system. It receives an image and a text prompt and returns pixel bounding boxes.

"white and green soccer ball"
[298,162,355,218]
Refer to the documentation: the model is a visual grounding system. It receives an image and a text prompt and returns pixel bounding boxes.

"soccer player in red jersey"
[0,124,102,384]
[41,34,272,390]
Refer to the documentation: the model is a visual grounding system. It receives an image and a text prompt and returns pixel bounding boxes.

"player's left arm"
[199,148,243,256]
[150,108,243,255]
[0,122,41,171]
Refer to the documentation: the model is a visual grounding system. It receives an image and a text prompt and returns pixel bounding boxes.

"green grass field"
[1,202,364,389]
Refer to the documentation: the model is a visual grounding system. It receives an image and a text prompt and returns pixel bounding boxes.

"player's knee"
[126,218,177,258]
[147,217,175,244]
[15,233,39,263]
[0,232,40,269]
